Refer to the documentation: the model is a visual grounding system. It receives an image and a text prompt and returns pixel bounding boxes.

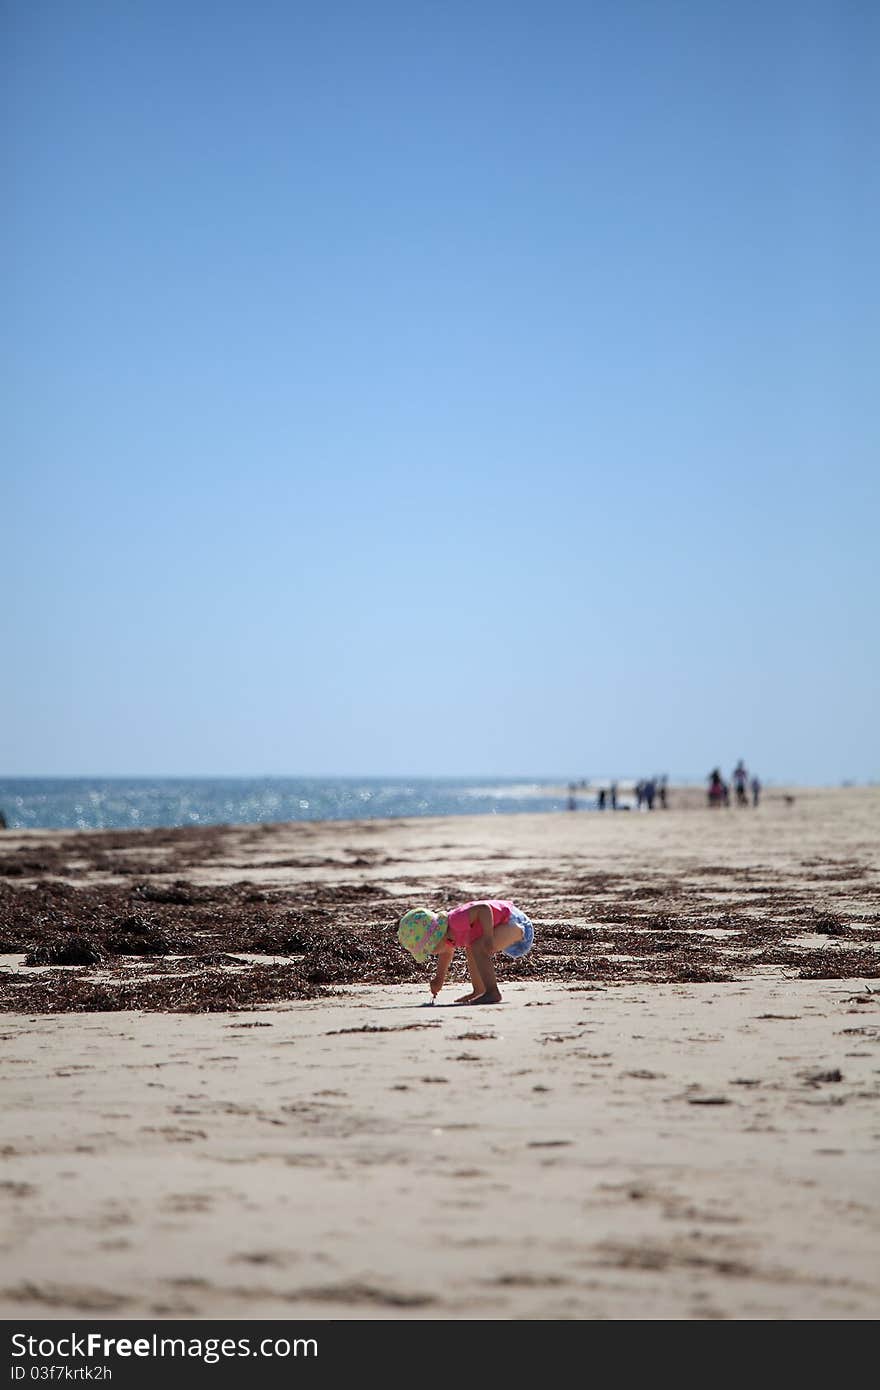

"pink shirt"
[446,899,514,948]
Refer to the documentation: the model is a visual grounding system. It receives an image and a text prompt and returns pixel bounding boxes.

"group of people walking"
[566,766,764,812]
[566,778,670,811]
[708,761,761,808]
[633,776,668,810]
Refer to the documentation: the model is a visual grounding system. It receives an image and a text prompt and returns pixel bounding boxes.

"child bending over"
[397,899,534,1005]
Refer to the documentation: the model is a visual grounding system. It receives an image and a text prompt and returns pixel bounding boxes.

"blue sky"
[2,0,877,783]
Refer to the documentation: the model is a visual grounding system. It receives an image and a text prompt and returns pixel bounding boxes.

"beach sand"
[1,787,878,1319]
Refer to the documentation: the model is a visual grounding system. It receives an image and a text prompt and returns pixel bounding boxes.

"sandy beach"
[1,788,879,1320]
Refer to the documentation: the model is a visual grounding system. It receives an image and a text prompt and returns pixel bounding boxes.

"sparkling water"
[0,777,578,831]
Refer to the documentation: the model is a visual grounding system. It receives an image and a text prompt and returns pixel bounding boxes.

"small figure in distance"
[750,775,761,808]
[567,782,577,811]
[397,900,535,1006]
[635,779,645,810]
[658,775,668,809]
[643,777,656,811]
[597,788,607,810]
[610,781,618,811]
[707,768,725,808]
[732,760,749,807]
[0,809,7,829]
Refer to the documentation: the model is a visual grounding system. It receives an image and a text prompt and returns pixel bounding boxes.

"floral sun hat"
[397,907,448,963]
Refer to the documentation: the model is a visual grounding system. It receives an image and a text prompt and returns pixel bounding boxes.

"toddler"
[397,899,534,1005]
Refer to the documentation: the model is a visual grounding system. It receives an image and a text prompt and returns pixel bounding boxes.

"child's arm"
[429,940,455,996]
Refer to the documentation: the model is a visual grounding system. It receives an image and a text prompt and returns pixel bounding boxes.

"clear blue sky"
[2,1,877,783]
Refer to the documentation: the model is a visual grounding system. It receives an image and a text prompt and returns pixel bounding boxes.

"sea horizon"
[0,772,856,833]
[0,774,608,831]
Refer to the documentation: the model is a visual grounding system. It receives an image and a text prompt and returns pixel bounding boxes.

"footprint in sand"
[231,1251,294,1268]
[0,1181,36,1198]
[160,1193,214,1214]
[2,1281,130,1313]
[289,1281,437,1310]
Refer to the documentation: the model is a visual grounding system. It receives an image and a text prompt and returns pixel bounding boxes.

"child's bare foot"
[465,991,502,1005]
[455,990,481,1003]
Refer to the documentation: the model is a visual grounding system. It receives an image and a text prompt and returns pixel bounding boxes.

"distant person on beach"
[658,775,668,809]
[597,788,607,810]
[707,768,725,808]
[397,900,535,1006]
[0,809,6,830]
[751,775,761,807]
[610,782,618,810]
[644,777,656,811]
[733,760,749,807]
[635,780,645,810]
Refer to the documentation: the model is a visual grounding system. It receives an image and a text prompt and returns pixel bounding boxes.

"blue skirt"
[502,906,535,959]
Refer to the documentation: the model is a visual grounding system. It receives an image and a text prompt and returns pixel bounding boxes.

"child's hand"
[428,940,453,998]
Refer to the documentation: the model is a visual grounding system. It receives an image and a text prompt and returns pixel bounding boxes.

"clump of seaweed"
[1,963,326,1013]
[25,936,105,967]
[644,912,675,930]
[132,880,197,905]
[810,910,847,936]
[105,928,179,956]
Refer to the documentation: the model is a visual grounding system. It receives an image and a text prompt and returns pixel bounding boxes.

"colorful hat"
[397,907,447,963]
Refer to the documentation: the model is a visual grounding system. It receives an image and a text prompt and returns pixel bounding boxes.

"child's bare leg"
[456,947,485,1003]
[464,922,523,1004]
[465,931,501,1004]
[491,922,524,955]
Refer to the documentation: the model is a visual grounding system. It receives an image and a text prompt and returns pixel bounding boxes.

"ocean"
[0,777,582,831]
